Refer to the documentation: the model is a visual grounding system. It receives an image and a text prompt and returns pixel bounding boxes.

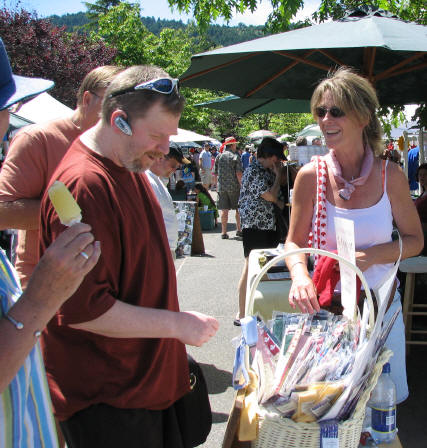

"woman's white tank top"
[322,163,394,290]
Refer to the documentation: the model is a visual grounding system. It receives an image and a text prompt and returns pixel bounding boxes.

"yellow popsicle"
[48,181,82,226]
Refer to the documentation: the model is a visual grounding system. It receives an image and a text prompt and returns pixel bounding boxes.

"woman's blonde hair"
[311,67,383,156]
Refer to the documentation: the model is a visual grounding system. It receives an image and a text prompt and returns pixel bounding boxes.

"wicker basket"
[252,349,391,448]
[245,248,391,448]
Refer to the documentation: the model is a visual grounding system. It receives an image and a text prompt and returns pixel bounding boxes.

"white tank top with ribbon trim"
[310,157,393,290]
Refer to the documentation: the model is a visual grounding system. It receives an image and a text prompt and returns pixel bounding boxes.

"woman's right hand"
[288,271,320,314]
[27,223,101,308]
[272,161,283,176]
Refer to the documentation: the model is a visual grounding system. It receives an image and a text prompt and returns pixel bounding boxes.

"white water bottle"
[369,363,397,444]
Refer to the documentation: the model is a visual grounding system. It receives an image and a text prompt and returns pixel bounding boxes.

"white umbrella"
[248,129,278,140]
[278,134,291,142]
[176,141,202,148]
[170,128,218,143]
[296,124,323,138]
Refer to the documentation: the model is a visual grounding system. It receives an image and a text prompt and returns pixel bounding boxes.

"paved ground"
[176,213,427,447]
[176,214,242,447]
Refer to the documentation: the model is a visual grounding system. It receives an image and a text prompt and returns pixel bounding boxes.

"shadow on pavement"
[191,253,216,258]
[203,226,222,235]
[200,363,232,395]
[212,412,230,424]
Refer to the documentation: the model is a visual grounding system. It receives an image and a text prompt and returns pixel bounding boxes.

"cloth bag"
[175,354,212,447]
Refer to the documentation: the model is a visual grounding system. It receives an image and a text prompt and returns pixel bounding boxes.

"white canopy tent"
[15,92,73,125]
[389,122,419,142]
[170,128,220,145]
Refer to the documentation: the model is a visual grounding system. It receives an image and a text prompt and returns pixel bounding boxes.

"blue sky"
[14,0,320,26]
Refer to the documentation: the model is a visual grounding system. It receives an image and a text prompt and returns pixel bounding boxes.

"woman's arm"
[284,163,320,313]
[261,162,285,209]
[0,224,100,393]
[355,163,423,270]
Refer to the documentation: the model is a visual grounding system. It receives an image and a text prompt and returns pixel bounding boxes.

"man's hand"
[176,311,219,347]
[25,223,101,309]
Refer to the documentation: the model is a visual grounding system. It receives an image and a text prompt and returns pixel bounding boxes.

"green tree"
[90,1,322,137]
[235,112,314,141]
[0,7,116,108]
[85,0,122,16]
[169,0,304,31]
[90,2,223,134]
[84,0,123,29]
[94,2,154,66]
[167,0,426,30]
[313,1,426,25]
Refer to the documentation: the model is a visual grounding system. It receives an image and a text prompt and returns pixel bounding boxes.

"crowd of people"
[0,30,425,448]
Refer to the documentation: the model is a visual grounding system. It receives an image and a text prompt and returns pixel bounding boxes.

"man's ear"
[82,90,92,108]
[111,110,132,136]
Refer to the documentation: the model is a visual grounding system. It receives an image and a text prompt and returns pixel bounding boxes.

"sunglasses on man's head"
[315,106,345,118]
[109,78,179,98]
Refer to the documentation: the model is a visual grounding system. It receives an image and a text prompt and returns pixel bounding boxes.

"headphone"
[114,116,132,136]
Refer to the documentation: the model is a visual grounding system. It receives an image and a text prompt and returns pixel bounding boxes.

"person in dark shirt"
[408,145,419,191]
[241,145,251,171]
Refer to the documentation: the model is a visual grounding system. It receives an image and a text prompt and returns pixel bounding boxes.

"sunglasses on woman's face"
[315,106,345,118]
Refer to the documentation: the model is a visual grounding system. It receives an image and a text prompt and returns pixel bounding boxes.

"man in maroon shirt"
[40,65,219,448]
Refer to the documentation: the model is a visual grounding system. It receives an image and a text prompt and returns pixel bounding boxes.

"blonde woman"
[285,67,423,403]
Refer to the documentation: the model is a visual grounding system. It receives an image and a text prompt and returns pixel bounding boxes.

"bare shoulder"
[294,161,316,186]
[296,161,316,179]
[385,160,409,192]
[293,162,317,198]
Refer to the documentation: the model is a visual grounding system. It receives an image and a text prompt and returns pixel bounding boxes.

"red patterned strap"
[308,156,328,263]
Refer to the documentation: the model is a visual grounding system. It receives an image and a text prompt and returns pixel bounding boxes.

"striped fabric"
[0,250,58,448]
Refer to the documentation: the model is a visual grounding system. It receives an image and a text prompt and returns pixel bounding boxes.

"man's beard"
[125,160,145,173]
[121,150,163,173]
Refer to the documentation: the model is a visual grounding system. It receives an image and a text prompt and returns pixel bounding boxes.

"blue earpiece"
[114,116,132,136]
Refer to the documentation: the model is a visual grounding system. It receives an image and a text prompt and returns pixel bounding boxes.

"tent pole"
[403,131,409,179]
[419,128,425,164]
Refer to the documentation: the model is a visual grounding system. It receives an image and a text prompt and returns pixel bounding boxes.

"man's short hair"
[102,65,185,125]
[295,136,307,146]
[76,65,124,105]
[168,144,190,164]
